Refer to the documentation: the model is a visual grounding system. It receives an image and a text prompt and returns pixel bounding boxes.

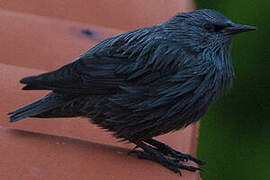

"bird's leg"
[145,139,207,165]
[129,141,200,175]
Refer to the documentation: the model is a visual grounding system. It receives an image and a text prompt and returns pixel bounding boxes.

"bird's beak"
[227,23,257,35]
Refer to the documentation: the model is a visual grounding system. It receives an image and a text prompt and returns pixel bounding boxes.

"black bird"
[9,9,256,175]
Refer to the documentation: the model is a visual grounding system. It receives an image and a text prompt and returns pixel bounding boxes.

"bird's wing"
[20,58,125,94]
[20,26,183,95]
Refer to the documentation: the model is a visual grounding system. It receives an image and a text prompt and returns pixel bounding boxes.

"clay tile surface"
[0,0,195,30]
[0,10,122,70]
[0,1,201,179]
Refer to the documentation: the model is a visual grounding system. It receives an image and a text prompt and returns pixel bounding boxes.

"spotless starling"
[9,9,256,175]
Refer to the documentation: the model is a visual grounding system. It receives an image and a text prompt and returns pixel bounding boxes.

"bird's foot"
[145,139,207,165]
[129,141,201,175]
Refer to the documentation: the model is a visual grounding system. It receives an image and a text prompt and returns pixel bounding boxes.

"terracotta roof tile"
[0,127,200,180]
[0,1,201,178]
[0,0,195,30]
[0,64,200,179]
[0,10,121,70]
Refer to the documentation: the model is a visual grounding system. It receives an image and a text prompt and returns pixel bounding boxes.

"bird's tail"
[8,93,68,123]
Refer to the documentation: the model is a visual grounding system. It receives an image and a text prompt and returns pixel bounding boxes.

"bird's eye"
[204,24,214,31]
[204,23,225,32]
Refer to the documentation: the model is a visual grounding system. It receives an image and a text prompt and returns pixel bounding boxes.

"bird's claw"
[129,147,201,175]
[127,145,140,155]
[146,139,207,165]
[168,149,207,165]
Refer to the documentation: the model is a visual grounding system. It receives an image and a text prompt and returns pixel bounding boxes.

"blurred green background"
[195,0,270,179]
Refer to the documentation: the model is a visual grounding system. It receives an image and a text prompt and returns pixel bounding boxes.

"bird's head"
[164,9,256,53]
